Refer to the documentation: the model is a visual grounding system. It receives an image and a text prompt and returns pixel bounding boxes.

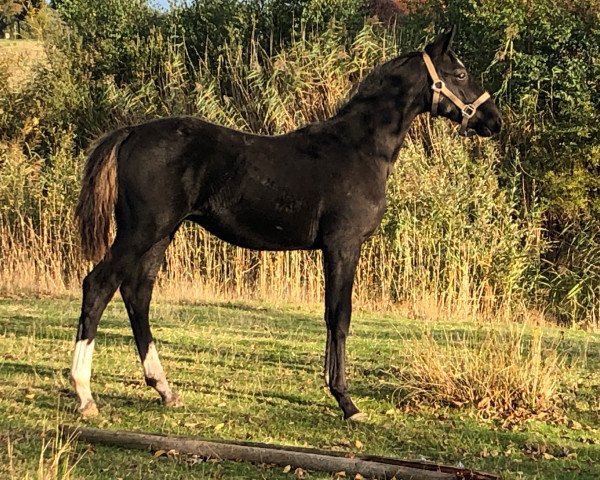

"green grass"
[0,297,599,479]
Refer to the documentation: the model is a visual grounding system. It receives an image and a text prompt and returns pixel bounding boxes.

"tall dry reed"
[0,24,542,319]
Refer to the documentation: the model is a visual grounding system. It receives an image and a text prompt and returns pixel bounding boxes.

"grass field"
[0,296,599,479]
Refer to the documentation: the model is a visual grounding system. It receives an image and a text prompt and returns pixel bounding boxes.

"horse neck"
[326,63,428,162]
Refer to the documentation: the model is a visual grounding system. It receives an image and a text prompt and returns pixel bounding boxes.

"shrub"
[375,119,543,317]
[394,326,570,418]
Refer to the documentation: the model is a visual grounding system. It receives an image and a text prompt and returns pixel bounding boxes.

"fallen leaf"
[283,465,292,473]
[335,471,346,478]
[294,467,306,478]
[214,423,225,431]
[153,450,167,457]
[186,455,203,466]
[355,474,364,480]
[355,440,363,449]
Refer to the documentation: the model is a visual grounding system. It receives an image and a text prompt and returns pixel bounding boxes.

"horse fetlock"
[144,375,168,391]
[162,391,183,408]
[70,369,89,388]
[145,375,180,407]
[347,412,368,422]
[336,393,360,420]
[78,399,99,419]
[71,338,97,418]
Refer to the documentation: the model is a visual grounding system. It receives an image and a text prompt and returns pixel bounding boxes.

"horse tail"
[75,127,131,262]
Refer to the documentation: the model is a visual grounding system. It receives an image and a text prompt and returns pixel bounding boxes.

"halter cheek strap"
[422,52,491,137]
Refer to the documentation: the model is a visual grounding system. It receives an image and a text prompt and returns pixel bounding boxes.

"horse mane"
[337,51,420,114]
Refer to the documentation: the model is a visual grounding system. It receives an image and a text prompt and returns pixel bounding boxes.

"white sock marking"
[71,339,95,410]
[143,342,173,400]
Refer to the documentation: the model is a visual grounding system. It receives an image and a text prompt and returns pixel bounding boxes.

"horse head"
[423,27,502,137]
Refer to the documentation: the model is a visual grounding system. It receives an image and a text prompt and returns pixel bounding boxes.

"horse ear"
[425,26,456,58]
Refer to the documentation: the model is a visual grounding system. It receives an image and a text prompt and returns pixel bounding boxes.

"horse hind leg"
[71,242,136,417]
[71,337,97,418]
[71,230,171,417]
[119,235,181,407]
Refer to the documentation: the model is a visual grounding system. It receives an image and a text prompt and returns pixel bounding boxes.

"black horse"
[71,29,501,420]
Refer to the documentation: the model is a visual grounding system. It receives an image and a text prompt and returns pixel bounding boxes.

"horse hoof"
[164,393,183,408]
[79,401,99,419]
[347,412,368,423]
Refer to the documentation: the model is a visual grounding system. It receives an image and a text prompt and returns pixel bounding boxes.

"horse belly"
[191,207,320,251]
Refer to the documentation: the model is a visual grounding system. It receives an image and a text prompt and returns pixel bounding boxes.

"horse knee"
[334,327,348,342]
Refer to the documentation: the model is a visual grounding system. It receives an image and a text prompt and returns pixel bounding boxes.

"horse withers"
[71,28,501,420]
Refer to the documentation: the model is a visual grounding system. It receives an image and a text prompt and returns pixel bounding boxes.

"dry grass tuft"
[394,326,571,419]
[6,424,83,480]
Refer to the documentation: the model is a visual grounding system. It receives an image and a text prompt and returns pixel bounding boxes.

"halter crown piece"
[422,52,491,137]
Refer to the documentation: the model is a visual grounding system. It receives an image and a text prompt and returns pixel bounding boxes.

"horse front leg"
[324,329,331,387]
[323,244,363,420]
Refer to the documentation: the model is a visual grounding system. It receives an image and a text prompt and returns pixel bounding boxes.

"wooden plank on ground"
[60,425,500,480]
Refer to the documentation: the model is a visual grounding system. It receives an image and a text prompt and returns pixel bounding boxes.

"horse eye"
[457,72,467,80]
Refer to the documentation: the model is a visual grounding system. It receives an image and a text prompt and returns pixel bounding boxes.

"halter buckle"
[431,80,445,92]
[462,104,476,119]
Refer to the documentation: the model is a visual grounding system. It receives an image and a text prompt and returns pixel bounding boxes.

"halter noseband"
[422,52,491,137]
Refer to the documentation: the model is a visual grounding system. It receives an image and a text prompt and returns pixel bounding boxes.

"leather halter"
[422,52,491,137]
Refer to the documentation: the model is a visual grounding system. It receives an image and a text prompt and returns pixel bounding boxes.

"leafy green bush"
[439,0,600,225]
[50,0,162,83]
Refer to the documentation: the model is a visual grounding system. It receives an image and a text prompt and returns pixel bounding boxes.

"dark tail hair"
[75,128,131,262]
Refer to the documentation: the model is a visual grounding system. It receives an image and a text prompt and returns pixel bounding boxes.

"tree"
[0,1,41,37]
